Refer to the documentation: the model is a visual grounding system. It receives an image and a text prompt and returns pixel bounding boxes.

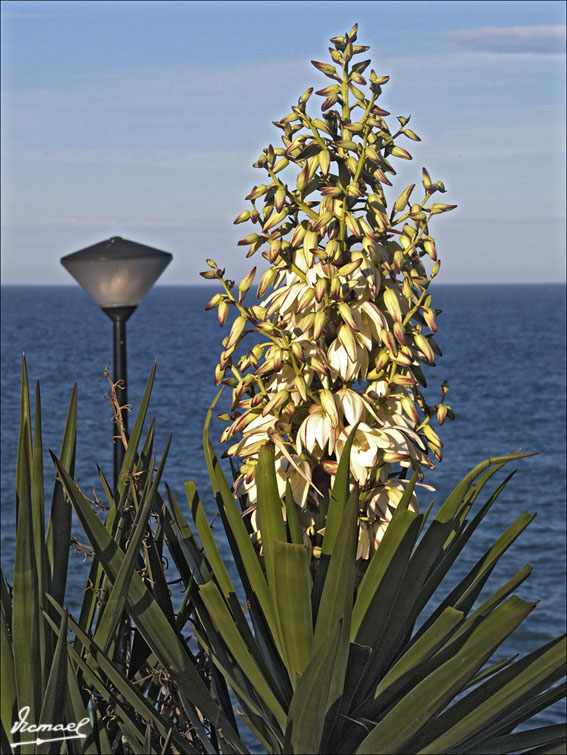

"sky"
[1,0,565,286]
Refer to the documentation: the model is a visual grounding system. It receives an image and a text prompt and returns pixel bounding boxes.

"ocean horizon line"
[2,281,566,288]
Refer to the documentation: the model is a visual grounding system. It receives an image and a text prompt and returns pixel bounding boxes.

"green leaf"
[421,470,517,610]
[356,596,537,754]
[313,486,358,728]
[198,580,287,730]
[434,453,534,525]
[348,510,423,707]
[484,680,566,739]
[284,482,303,545]
[192,617,282,751]
[312,426,358,622]
[30,380,47,626]
[203,392,286,667]
[141,515,177,628]
[256,443,287,592]
[12,427,41,732]
[273,541,313,685]
[93,434,172,654]
[45,600,199,755]
[426,512,536,656]
[51,454,244,753]
[364,459,526,676]
[165,483,208,586]
[0,603,16,748]
[16,356,32,524]
[46,382,77,609]
[285,620,341,754]
[463,724,566,755]
[351,506,421,643]
[185,480,234,596]
[64,656,98,754]
[37,613,71,751]
[322,424,358,556]
[417,561,532,647]
[417,636,567,754]
[185,480,285,701]
[116,362,157,497]
[372,607,464,710]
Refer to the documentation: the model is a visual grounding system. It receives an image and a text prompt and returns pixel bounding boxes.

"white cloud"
[442,25,566,55]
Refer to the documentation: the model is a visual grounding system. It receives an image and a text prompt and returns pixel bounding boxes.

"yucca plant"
[1,358,245,754]
[203,22,456,563]
[181,393,566,754]
[188,26,565,751]
[3,359,564,754]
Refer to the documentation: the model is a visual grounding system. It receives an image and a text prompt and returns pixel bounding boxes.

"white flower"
[327,337,369,382]
[366,478,419,519]
[335,387,366,426]
[275,454,311,509]
[228,413,277,458]
[297,407,337,456]
[267,364,296,393]
[335,422,384,485]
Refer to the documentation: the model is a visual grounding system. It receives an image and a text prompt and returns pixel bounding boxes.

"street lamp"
[61,236,172,492]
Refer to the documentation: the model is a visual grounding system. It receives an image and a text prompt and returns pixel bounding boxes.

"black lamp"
[61,236,172,491]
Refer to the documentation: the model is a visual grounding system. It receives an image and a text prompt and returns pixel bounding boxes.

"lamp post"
[61,236,172,493]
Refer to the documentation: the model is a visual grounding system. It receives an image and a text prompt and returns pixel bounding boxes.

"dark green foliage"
[1,361,565,754]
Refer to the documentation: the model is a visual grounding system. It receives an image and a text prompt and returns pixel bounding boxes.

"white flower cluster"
[219,248,436,559]
[203,24,453,559]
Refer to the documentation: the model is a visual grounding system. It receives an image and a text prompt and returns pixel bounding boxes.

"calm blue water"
[1,284,566,739]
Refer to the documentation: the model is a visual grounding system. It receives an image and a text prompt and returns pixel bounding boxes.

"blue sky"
[1,0,565,285]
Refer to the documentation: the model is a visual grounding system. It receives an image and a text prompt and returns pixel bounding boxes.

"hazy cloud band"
[443,25,566,55]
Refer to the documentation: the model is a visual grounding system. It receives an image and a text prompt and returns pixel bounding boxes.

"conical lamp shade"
[61,237,172,309]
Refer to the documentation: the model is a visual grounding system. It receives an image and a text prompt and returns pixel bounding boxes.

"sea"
[1,283,566,741]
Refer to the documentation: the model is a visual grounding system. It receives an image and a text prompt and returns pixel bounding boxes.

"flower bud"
[383,287,402,322]
[294,375,308,401]
[313,310,327,340]
[315,277,327,303]
[205,293,223,311]
[390,146,412,160]
[226,316,247,350]
[238,267,256,296]
[257,268,277,298]
[394,184,415,213]
[217,301,229,326]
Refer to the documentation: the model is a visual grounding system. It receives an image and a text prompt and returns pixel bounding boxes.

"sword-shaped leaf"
[273,541,313,686]
[37,613,71,749]
[284,621,341,755]
[313,486,358,733]
[256,443,287,592]
[12,427,41,735]
[51,454,244,753]
[116,362,157,498]
[464,724,566,755]
[0,601,16,749]
[416,635,567,754]
[45,601,199,754]
[203,392,289,682]
[198,580,287,730]
[46,382,77,609]
[93,435,171,654]
[356,596,537,754]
